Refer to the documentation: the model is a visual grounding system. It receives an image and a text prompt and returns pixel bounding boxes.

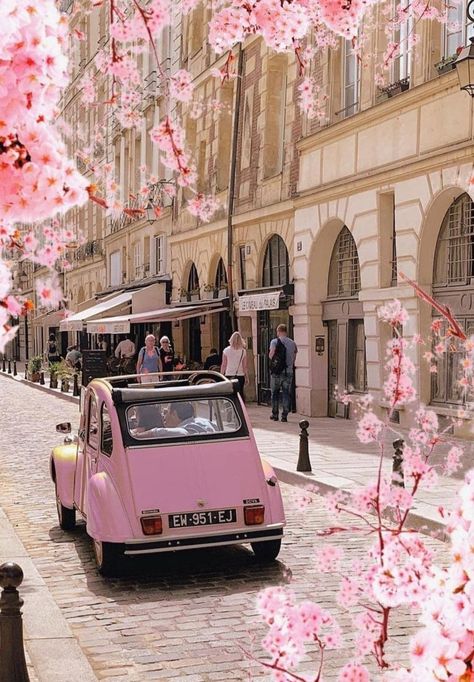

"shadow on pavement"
[48,522,290,599]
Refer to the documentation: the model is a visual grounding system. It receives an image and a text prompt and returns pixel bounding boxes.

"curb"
[273,466,448,541]
[0,370,80,405]
[0,508,97,682]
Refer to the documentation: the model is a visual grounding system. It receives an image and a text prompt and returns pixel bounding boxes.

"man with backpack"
[269,324,297,422]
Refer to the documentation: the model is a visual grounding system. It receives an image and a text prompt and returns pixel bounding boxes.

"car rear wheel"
[56,492,76,531]
[93,539,124,576]
[251,539,281,562]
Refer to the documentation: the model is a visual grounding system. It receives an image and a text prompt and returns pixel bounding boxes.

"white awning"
[60,291,132,332]
[86,303,228,334]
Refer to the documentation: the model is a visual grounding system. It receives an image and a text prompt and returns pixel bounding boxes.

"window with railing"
[391,0,412,84]
[328,226,361,298]
[444,0,474,58]
[342,39,360,119]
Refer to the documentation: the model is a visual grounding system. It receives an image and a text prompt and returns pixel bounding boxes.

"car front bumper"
[123,525,284,555]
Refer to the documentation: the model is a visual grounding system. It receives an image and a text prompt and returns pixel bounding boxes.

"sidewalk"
[246,405,467,538]
[2,369,467,537]
[0,507,97,681]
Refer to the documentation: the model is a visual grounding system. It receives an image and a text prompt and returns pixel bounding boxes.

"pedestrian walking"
[114,334,136,373]
[269,323,297,422]
[136,334,162,383]
[221,332,248,399]
[158,336,176,380]
[46,333,61,363]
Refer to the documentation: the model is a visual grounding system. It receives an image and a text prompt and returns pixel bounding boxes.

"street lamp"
[145,179,176,224]
[145,202,155,224]
[455,37,474,96]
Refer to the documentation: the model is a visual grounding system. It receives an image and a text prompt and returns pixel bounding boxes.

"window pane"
[127,398,242,441]
[101,405,113,456]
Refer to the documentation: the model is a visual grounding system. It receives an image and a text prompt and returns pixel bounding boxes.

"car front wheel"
[93,539,124,576]
[251,539,281,562]
[56,493,76,531]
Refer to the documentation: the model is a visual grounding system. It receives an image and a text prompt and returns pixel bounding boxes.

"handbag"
[232,350,244,379]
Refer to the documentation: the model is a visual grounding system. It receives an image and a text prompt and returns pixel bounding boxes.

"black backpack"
[270,338,286,375]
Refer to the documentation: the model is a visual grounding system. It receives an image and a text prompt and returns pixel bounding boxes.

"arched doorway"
[186,263,202,363]
[323,226,365,417]
[431,193,474,406]
[214,258,232,354]
[257,235,292,404]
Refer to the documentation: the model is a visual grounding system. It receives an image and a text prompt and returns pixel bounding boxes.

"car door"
[82,392,100,515]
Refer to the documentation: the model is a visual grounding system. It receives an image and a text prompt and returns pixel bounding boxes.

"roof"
[88,373,237,404]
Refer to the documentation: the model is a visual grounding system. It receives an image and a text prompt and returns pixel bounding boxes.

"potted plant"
[189,287,200,302]
[28,356,43,382]
[178,287,189,302]
[49,361,61,389]
[202,284,215,300]
[57,360,74,393]
[435,48,462,75]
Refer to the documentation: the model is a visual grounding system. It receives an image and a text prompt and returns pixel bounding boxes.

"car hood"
[126,438,266,515]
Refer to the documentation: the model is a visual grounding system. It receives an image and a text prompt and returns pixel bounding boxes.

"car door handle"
[90,456,98,464]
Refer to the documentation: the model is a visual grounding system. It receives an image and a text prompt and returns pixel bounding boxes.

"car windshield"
[126,398,242,441]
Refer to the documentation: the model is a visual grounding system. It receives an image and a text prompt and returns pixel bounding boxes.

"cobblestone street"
[0,375,448,681]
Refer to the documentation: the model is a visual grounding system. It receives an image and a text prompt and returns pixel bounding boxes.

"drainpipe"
[227,44,244,332]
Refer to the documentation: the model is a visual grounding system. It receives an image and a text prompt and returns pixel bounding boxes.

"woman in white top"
[220,331,249,400]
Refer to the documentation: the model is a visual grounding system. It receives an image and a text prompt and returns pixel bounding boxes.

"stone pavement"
[3,368,468,535]
[0,374,450,681]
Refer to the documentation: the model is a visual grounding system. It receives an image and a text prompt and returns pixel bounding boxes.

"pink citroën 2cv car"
[50,372,285,575]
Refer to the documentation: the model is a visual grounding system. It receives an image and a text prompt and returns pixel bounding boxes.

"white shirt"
[223,347,245,376]
[115,339,136,358]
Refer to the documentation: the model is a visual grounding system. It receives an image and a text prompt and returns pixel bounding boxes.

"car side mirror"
[56,422,71,434]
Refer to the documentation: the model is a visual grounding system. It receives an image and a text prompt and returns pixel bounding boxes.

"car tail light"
[140,516,163,535]
[244,505,265,525]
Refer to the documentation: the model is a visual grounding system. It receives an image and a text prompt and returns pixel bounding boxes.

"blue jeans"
[271,370,293,417]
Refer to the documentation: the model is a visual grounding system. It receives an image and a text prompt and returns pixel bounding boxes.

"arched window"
[262,235,289,287]
[188,263,200,294]
[214,259,227,290]
[328,226,360,298]
[431,193,474,406]
[433,193,474,288]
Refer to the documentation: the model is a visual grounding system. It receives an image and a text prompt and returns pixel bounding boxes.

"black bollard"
[296,419,312,472]
[2,357,5,372]
[73,373,80,397]
[13,361,17,377]
[7,359,11,374]
[392,438,405,488]
[0,562,30,682]
[39,371,45,386]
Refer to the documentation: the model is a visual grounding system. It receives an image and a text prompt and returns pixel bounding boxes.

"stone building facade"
[11,1,474,431]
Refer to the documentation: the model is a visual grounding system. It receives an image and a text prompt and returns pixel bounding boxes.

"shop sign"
[239,291,281,311]
[87,321,130,334]
[81,349,108,387]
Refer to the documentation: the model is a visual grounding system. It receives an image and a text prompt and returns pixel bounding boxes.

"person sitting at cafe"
[65,345,82,371]
[204,348,220,370]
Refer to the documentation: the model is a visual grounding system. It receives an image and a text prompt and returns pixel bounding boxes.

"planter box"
[436,61,457,75]
[30,372,40,383]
